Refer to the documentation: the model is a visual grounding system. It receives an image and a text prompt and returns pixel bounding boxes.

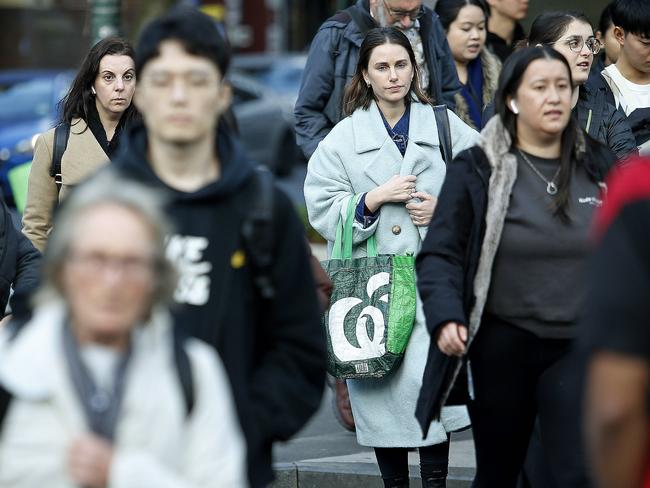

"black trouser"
[374,439,450,487]
[467,316,589,488]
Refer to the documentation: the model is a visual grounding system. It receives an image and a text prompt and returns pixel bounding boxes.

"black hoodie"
[111,123,326,487]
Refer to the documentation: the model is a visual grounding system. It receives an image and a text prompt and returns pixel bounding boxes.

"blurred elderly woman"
[0,172,247,488]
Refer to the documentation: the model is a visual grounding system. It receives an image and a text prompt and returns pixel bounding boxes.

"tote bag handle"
[331,194,377,260]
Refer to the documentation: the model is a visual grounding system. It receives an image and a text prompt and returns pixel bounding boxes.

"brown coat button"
[391,225,401,235]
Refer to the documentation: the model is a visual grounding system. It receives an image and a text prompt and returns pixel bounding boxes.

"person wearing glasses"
[525,10,638,160]
[295,0,461,160]
[0,173,247,487]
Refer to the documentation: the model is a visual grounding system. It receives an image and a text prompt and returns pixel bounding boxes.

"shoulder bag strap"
[433,105,453,165]
[50,122,71,195]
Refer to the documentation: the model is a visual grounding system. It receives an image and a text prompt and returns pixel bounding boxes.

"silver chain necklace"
[517,150,561,196]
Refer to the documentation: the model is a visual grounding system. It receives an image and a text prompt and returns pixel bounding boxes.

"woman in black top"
[415,46,615,487]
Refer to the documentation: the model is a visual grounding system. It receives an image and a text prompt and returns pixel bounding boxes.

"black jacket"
[111,124,326,487]
[414,136,615,434]
[294,0,461,158]
[0,203,40,317]
[578,77,638,159]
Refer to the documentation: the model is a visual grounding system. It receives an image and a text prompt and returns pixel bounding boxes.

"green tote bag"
[322,195,417,379]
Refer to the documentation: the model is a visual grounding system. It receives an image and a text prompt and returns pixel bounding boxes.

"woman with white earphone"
[23,37,138,252]
[415,46,616,487]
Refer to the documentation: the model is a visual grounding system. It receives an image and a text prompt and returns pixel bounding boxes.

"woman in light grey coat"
[304,28,478,488]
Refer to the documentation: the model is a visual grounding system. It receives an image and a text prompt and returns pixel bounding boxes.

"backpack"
[49,122,71,195]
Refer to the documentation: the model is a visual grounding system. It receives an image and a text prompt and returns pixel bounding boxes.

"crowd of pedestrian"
[0,0,646,487]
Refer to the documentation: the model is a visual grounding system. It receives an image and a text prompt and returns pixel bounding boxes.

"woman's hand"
[365,175,417,212]
[68,434,113,488]
[406,192,437,227]
[437,321,468,357]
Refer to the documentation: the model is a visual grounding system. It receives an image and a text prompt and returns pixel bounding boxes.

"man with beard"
[294,0,461,159]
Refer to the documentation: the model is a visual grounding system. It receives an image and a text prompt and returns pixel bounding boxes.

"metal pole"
[91,0,121,46]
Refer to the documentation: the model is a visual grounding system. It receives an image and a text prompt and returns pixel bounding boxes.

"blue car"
[0,70,73,208]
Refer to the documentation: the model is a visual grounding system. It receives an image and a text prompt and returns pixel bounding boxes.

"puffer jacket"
[578,77,638,160]
[294,0,461,158]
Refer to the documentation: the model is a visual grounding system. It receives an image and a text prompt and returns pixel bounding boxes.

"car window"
[0,78,55,123]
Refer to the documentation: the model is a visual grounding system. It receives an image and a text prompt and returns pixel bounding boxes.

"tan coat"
[22,118,109,252]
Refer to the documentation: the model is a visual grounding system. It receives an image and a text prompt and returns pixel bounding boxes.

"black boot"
[421,466,447,488]
[383,475,410,487]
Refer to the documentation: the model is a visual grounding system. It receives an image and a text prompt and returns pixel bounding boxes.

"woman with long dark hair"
[23,37,138,252]
[415,46,616,486]
[435,0,501,129]
[525,10,637,160]
[305,27,477,488]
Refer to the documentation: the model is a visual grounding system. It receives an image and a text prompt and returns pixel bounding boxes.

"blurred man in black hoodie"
[108,9,326,487]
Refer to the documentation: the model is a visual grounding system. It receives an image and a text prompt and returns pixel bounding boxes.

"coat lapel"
[355,103,403,186]
[400,103,439,177]
[356,102,440,185]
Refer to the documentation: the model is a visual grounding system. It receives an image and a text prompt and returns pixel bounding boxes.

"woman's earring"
[510,100,519,114]
[91,86,96,95]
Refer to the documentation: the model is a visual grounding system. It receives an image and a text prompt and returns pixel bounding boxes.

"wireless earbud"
[510,100,519,114]
[91,86,96,95]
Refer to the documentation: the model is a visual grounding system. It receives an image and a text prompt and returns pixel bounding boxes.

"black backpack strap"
[433,105,453,165]
[241,167,275,300]
[49,122,71,194]
[173,326,195,417]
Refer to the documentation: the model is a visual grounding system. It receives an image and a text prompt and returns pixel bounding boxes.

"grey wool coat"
[304,101,478,446]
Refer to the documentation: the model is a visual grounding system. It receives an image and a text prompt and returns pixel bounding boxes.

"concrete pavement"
[271,388,476,487]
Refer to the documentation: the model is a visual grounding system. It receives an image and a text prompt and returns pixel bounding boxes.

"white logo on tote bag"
[329,272,390,361]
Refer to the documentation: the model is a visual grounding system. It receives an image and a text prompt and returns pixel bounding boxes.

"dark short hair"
[527,10,592,46]
[610,0,650,38]
[598,3,614,35]
[435,0,490,31]
[135,8,230,77]
[60,37,137,126]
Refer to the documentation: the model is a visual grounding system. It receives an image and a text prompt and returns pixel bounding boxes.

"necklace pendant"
[547,182,558,195]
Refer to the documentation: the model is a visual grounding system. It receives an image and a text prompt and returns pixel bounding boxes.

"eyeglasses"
[564,36,602,54]
[382,0,425,21]
[67,251,157,281]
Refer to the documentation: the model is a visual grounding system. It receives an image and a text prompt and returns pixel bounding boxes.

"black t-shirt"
[486,152,602,338]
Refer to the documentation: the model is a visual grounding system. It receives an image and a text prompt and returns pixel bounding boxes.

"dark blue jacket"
[0,203,40,318]
[294,0,461,158]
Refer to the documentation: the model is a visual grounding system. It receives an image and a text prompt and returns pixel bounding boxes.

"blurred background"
[0,0,613,212]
